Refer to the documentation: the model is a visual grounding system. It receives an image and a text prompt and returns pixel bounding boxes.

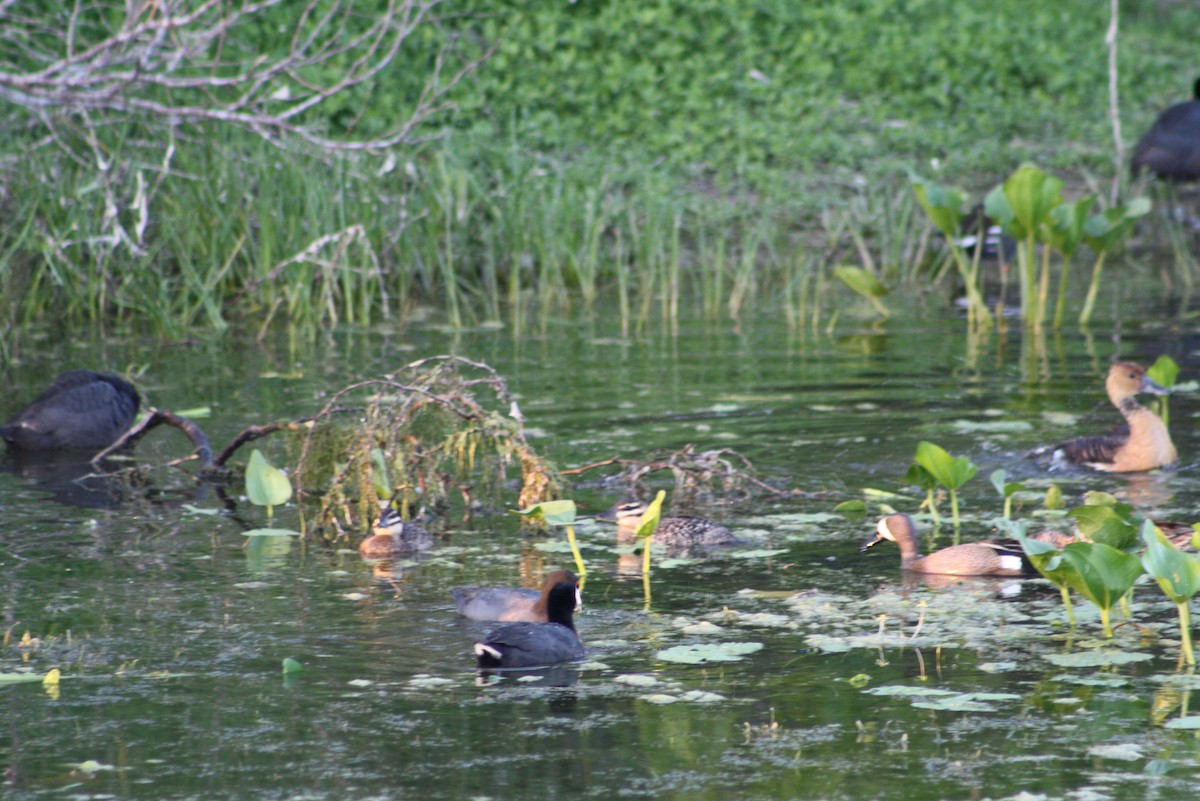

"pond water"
[4,295,1200,801]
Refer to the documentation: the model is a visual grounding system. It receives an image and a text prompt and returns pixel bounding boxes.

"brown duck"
[861,513,1034,576]
[1051,362,1176,472]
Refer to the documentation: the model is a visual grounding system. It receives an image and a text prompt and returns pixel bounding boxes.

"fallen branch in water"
[94,407,214,471]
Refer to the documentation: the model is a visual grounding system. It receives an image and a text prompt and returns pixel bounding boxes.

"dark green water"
[4,299,1200,800]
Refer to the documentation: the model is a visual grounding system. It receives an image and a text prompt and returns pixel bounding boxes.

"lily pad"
[640,693,680,704]
[243,528,302,537]
[656,642,764,664]
[949,419,1034,433]
[1164,716,1200,730]
[0,672,45,684]
[1044,651,1154,667]
[614,674,660,687]
[865,685,958,698]
[730,548,789,559]
[1087,743,1144,761]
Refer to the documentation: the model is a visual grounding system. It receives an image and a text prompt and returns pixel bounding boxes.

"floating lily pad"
[656,642,763,664]
[1044,651,1154,667]
[679,690,726,703]
[909,692,1021,712]
[348,679,373,687]
[949,419,1034,433]
[640,693,679,704]
[614,674,660,687]
[866,685,958,698]
[730,548,789,560]
[977,662,1018,673]
[1164,716,1200,729]
[243,528,302,537]
[679,621,724,635]
[1087,743,1144,760]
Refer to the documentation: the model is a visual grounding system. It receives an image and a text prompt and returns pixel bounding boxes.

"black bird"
[0,370,139,452]
[473,579,585,669]
[1132,77,1200,182]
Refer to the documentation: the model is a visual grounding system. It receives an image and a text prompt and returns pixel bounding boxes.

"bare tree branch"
[0,0,489,153]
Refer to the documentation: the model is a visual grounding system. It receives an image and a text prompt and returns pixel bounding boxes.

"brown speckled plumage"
[596,499,735,548]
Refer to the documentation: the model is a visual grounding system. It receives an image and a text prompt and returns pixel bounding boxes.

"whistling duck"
[860,513,1034,576]
[596,499,735,547]
[451,569,581,623]
[473,579,585,668]
[358,507,433,558]
[1051,362,1176,472]
[1,370,139,452]
[1132,77,1200,182]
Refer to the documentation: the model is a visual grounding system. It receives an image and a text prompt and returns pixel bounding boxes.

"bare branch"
[0,0,488,153]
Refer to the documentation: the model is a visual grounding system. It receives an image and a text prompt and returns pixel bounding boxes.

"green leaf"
[913,441,976,491]
[833,265,889,299]
[636,490,667,540]
[370,448,391,499]
[910,174,965,239]
[905,462,937,491]
[245,449,293,509]
[1059,542,1145,612]
[1147,355,1179,390]
[515,499,578,526]
[1068,504,1138,550]
[1141,521,1200,605]
[1082,199,1151,253]
[282,658,305,674]
[1042,195,1095,257]
[993,163,1063,241]
[243,528,302,537]
[655,642,763,663]
[1044,485,1064,511]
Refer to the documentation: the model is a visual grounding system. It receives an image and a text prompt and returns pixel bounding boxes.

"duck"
[1132,77,1200,182]
[473,579,585,668]
[860,513,1034,576]
[0,370,139,452]
[451,569,581,623]
[358,507,433,558]
[595,499,735,548]
[1048,361,1176,473]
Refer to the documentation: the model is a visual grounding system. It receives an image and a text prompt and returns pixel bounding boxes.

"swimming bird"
[358,507,433,558]
[1132,77,1200,182]
[473,579,585,668]
[595,499,735,548]
[451,569,581,623]
[1049,362,1176,473]
[860,513,1034,576]
[0,370,139,452]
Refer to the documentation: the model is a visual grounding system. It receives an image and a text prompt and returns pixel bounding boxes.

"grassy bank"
[0,0,1197,339]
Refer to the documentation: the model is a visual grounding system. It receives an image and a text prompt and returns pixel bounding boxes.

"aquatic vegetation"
[1146,354,1180,427]
[832,265,890,319]
[910,441,976,529]
[1140,521,1200,666]
[515,499,588,579]
[1077,198,1152,325]
[245,448,292,521]
[910,174,990,330]
[989,469,1025,520]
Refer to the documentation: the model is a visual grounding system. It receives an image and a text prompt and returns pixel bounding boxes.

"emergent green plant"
[1146,354,1180,428]
[910,174,991,330]
[246,448,293,521]
[515,499,587,578]
[984,163,1063,327]
[1078,198,1152,325]
[1141,520,1200,666]
[912,441,976,530]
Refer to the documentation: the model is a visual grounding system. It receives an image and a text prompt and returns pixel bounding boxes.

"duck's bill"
[1141,376,1171,395]
[859,534,884,552]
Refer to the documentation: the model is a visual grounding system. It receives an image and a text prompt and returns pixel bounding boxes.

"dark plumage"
[473,580,585,669]
[1051,362,1176,472]
[0,370,139,452]
[861,513,1035,576]
[451,568,581,623]
[358,507,434,558]
[1132,77,1200,182]
[596,499,735,548]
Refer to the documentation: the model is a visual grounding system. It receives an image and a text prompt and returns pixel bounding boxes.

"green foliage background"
[1,0,1198,335]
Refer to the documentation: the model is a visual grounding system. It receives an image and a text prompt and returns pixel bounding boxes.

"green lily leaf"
[1141,521,1200,605]
[1042,195,1095,258]
[913,441,976,491]
[905,462,937,491]
[1147,355,1179,390]
[246,449,293,510]
[989,163,1063,241]
[635,490,667,540]
[1083,198,1151,253]
[989,469,1025,498]
[370,448,392,500]
[1068,504,1138,551]
[910,174,965,239]
[515,500,578,526]
[1059,542,1145,612]
[832,265,888,300]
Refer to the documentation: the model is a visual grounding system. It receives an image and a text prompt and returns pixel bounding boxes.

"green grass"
[0,0,1198,337]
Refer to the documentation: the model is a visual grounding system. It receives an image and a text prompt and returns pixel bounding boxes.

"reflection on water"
[2,301,1200,799]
